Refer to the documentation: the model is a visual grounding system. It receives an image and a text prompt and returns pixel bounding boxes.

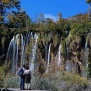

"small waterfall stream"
[65,33,72,72]
[12,36,16,73]
[21,34,24,67]
[46,43,51,73]
[15,34,19,76]
[58,44,61,67]
[83,38,88,77]
[30,34,38,73]
[65,47,69,71]
[45,42,48,64]
[6,36,18,73]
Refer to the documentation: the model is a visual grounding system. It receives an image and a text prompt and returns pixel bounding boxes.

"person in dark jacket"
[18,64,25,90]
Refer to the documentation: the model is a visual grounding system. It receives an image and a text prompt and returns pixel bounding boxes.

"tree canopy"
[0,0,91,39]
[86,0,91,3]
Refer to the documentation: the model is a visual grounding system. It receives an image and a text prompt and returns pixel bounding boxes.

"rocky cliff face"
[37,32,91,77]
[0,32,91,77]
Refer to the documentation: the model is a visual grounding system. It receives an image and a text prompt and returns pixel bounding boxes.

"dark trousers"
[20,77,25,90]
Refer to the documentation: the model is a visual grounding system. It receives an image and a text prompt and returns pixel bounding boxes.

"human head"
[25,65,29,70]
[23,64,25,68]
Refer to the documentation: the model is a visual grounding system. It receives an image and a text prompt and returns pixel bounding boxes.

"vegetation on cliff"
[1,0,91,90]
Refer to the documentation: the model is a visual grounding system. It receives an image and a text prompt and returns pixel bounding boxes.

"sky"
[20,0,88,21]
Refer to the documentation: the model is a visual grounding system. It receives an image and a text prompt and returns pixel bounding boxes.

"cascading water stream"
[83,38,88,77]
[58,44,61,67]
[46,43,51,73]
[65,47,72,72]
[65,33,72,72]
[15,34,19,76]
[45,42,48,64]
[30,34,38,73]
[12,36,16,73]
[21,34,25,67]
[65,47,69,71]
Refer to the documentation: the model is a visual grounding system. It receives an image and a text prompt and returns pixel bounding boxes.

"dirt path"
[0,88,47,91]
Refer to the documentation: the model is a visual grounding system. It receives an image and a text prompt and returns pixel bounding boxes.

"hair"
[25,65,29,70]
[23,64,25,68]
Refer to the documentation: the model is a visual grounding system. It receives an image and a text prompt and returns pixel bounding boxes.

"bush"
[61,72,89,87]
[0,62,11,88]
[30,71,90,91]
[4,74,19,88]
[30,75,58,91]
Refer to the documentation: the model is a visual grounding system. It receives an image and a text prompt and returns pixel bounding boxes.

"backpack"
[18,68,24,76]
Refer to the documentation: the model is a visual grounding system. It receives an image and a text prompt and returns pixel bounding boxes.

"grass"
[0,65,90,91]
[4,74,19,88]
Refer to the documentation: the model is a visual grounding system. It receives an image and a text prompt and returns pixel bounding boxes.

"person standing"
[24,66,31,90]
[18,64,25,90]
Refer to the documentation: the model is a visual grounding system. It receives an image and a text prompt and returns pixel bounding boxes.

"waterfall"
[6,35,19,73]
[21,34,25,67]
[83,38,88,77]
[31,32,33,38]
[29,34,38,73]
[65,47,69,71]
[6,32,38,73]
[6,39,12,61]
[15,34,19,75]
[45,42,48,64]
[65,33,72,72]
[6,34,22,73]
[16,34,19,62]
[58,44,61,67]
[46,43,51,73]
[6,32,39,74]
[65,47,72,72]
[12,36,16,73]
[65,61,72,72]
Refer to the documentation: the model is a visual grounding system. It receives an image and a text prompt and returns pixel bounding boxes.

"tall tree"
[0,0,20,20]
[0,0,21,35]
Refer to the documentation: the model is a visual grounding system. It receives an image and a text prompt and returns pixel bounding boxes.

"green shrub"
[61,72,89,87]
[30,75,58,91]
[0,62,11,87]
[4,75,19,88]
